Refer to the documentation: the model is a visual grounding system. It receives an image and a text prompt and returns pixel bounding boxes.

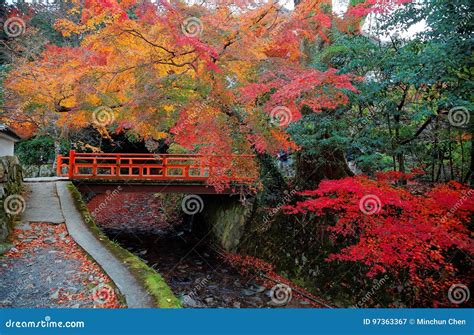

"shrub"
[285,175,474,306]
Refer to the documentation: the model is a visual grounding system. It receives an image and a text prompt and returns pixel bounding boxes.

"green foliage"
[16,136,67,166]
[288,110,350,157]
[295,0,473,181]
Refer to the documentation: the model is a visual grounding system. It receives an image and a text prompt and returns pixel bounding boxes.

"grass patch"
[67,183,181,308]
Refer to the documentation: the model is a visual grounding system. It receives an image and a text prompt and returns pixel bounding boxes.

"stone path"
[0,222,123,308]
[22,182,64,224]
[56,182,153,308]
[0,180,153,308]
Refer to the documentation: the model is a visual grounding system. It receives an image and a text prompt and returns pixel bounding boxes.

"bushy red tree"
[285,176,474,306]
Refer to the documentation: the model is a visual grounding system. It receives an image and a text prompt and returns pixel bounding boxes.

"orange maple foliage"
[5,0,359,188]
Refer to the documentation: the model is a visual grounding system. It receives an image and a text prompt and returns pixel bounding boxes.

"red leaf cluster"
[222,253,332,307]
[284,176,474,305]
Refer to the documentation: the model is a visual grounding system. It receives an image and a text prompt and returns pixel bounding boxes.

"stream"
[85,192,312,308]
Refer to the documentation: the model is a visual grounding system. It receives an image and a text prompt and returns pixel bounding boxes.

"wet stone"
[43,237,56,244]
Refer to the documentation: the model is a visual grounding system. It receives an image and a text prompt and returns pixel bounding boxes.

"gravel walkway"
[0,222,123,308]
[0,180,152,308]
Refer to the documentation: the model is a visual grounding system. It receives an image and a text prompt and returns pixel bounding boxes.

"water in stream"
[86,192,312,308]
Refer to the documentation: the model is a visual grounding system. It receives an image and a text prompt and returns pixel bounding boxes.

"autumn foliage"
[3,0,472,309]
[3,0,360,189]
[284,175,474,306]
[222,252,332,307]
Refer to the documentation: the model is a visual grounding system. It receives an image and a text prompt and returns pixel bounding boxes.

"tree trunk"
[448,125,454,180]
[463,117,473,186]
[295,148,353,190]
[460,133,465,182]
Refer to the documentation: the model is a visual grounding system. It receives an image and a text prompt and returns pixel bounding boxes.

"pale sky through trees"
[4,0,426,40]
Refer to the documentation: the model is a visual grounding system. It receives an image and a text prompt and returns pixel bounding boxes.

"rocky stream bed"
[87,192,312,308]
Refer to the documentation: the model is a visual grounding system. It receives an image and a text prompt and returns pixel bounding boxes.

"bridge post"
[115,154,120,177]
[56,155,62,176]
[68,150,75,179]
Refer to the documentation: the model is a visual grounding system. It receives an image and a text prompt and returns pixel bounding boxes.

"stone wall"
[197,195,254,252]
[0,156,23,250]
[22,164,55,178]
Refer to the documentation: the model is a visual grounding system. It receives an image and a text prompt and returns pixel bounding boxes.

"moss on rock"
[199,195,254,252]
[0,156,23,250]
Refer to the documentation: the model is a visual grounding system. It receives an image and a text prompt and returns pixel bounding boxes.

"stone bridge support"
[196,195,254,252]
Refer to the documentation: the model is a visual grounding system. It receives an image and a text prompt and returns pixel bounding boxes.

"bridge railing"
[56,150,256,182]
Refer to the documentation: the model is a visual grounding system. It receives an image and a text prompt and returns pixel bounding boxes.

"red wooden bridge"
[56,151,256,194]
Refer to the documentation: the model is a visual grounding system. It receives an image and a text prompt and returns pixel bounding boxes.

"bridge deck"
[74,180,243,194]
[57,151,256,194]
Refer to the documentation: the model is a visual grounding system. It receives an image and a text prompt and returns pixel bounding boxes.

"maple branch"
[399,115,435,145]
[120,29,177,57]
[103,56,198,76]
[54,102,124,114]
[217,2,280,59]
[120,29,196,59]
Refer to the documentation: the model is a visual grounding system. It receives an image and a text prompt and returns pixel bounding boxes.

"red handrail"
[56,150,256,182]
